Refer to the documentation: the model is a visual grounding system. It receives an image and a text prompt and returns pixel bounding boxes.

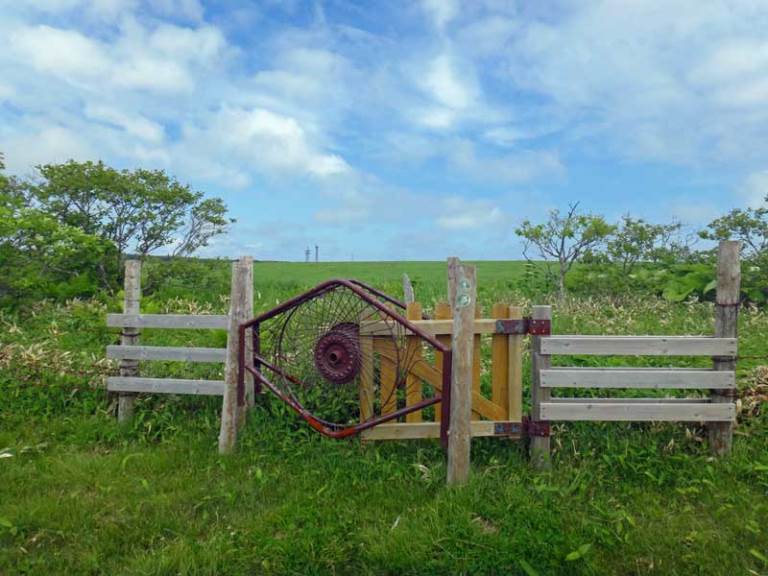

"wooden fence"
[528,241,741,467]
[105,257,254,452]
[104,241,741,472]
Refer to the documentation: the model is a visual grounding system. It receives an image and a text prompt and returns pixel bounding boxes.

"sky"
[1,0,768,261]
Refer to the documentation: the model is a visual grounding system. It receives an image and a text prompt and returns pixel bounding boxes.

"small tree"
[700,205,768,260]
[516,202,615,298]
[607,215,683,273]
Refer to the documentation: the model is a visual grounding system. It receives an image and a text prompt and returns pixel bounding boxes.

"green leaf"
[565,543,592,561]
[518,559,540,576]
[750,549,768,564]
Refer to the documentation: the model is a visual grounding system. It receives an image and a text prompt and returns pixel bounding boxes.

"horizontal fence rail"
[540,367,736,389]
[106,345,227,363]
[107,314,229,330]
[540,401,734,422]
[541,336,737,357]
[107,377,225,396]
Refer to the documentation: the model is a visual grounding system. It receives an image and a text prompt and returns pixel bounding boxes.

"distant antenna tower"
[304,246,310,263]
[314,244,319,263]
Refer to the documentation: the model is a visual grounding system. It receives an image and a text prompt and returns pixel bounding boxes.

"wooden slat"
[507,305,524,422]
[548,397,713,404]
[373,339,506,421]
[107,345,226,363]
[491,303,509,415]
[107,314,229,330]
[472,304,482,421]
[380,356,397,415]
[360,318,497,336]
[107,377,225,395]
[540,401,734,422]
[541,368,736,389]
[361,421,522,441]
[406,302,423,422]
[433,302,452,423]
[359,327,375,422]
[541,336,737,356]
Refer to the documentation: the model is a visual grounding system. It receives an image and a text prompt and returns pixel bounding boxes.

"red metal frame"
[237,279,453,447]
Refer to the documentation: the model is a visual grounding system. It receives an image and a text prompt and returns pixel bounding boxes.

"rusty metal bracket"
[493,421,522,436]
[528,318,551,335]
[523,416,550,437]
[495,317,551,336]
[495,319,528,334]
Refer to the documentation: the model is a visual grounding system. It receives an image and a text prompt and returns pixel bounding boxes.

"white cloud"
[437,196,503,230]
[421,0,459,31]
[3,125,95,173]
[422,53,474,109]
[205,107,350,179]
[84,104,164,143]
[500,1,768,164]
[447,139,562,184]
[10,25,111,79]
[741,171,768,207]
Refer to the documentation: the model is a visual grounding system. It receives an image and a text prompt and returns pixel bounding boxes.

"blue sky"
[1,0,767,261]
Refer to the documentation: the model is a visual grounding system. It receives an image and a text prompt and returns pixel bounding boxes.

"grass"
[1,260,767,575]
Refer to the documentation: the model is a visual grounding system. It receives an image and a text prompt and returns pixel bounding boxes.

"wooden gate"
[359,301,525,441]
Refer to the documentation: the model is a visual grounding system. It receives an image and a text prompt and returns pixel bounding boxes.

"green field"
[1,260,767,575]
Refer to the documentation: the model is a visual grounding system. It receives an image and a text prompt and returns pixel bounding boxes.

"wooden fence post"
[402,273,415,305]
[710,240,740,456]
[530,305,552,470]
[117,259,141,423]
[219,257,252,454]
[446,257,476,486]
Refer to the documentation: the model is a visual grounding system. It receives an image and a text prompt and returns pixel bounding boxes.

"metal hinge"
[495,317,551,336]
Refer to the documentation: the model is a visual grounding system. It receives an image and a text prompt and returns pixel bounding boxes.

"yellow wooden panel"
[359,333,374,422]
[405,302,423,423]
[508,306,524,421]
[380,355,397,415]
[433,302,452,423]
[491,302,509,418]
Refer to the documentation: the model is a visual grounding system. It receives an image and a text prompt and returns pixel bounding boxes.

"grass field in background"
[1,260,767,575]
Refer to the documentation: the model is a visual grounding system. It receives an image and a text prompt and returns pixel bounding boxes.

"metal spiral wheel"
[238,280,451,441]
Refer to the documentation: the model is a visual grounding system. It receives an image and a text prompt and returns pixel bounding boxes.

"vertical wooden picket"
[117,259,141,423]
[491,302,510,417]
[471,304,482,420]
[507,305,524,422]
[359,320,374,422]
[433,302,452,422]
[405,302,423,422]
[381,357,397,415]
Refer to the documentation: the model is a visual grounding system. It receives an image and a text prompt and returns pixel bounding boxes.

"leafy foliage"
[30,160,233,262]
[0,158,117,305]
[516,202,615,298]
